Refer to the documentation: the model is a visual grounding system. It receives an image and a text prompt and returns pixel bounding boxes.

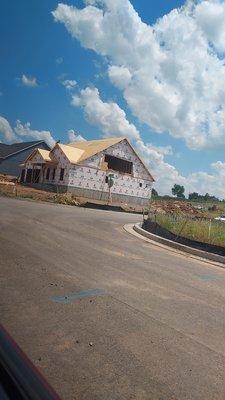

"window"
[60,168,65,181]
[139,182,142,187]
[52,168,56,181]
[46,168,50,180]
[104,154,133,174]
[105,176,108,183]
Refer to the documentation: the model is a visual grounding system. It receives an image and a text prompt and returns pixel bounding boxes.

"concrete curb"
[124,222,225,267]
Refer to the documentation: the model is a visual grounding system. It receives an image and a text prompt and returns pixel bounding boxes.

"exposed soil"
[0,174,207,216]
[149,200,203,217]
[0,174,17,183]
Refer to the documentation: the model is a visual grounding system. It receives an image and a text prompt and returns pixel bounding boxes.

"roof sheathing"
[24,148,55,163]
[51,138,154,181]
[54,143,85,164]
[68,137,125,162]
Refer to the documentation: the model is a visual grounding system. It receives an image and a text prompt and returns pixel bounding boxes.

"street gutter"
[124,222,225,269]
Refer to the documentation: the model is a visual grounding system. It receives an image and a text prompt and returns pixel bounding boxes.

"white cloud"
[186,162,225,200]
[71,86,140,140]
[20,74,38,87]
[195,0,225,53]
[14,121,55,147]
[0,116,55,148]
[70,85,225,198]
[0,116,17,143]
[61,79,77,90]
[67,129,86,142]
[71,85,180,192]
[108,65,132,89]
[53,0,225,151]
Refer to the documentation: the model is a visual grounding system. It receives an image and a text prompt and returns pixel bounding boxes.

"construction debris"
[149,200,203,216]
[0,174,17,183]
[0,174,220,218]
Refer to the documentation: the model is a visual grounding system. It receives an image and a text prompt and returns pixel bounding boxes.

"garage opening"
[104,154,133,174]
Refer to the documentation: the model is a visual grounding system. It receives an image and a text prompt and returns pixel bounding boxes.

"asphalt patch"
[50,288,105,304]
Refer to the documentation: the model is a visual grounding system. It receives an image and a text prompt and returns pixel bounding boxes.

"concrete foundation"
[67,186,150,206]
[26,183,150,206]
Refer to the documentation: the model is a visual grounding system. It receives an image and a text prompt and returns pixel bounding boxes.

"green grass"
[155,214,225,247]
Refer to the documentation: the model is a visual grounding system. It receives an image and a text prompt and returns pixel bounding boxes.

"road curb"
[124,222,225,267]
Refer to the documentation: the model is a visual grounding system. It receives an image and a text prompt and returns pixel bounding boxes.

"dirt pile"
[0,174,16,183]
[149,200,202,216]
[0,182,81,206]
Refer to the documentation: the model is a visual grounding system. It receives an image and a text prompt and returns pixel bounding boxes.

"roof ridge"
[68,137,125,146]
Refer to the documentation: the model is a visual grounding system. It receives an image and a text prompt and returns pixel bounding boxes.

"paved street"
[1,197,225,400]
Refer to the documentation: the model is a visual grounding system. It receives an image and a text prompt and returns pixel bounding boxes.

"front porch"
[20,148,58,185]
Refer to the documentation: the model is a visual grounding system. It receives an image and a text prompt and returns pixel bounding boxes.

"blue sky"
[1,0,225,196]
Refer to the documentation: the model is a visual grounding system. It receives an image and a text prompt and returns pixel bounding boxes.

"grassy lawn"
[155,214,225,247]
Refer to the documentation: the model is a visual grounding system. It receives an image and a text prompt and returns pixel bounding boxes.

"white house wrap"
[22,137,154,206]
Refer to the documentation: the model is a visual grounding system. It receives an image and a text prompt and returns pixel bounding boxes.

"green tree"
[204,193,210,201]
[151,188,158,197]
[188,192,199,200]
[172,184,185,199]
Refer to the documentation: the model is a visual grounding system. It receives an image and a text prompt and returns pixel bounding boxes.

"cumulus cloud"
[71,85,225,197]
[108,66,132,89]
[195,0,225,53]
[0,116,55,147]
[0,117,17,143]
[61,79,77,90]
[53,0,225,151]
[20,74,38,87]
[14,121,55,147]
[71,86,140,140]
[67,129,86,142]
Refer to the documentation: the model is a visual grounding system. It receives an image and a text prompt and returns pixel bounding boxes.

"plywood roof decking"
[37,149,53,162]
[67,137,125,162]
[64,137,154,181]
[25,137,154,181]
[24,148,57,164]
[57,143,85,164]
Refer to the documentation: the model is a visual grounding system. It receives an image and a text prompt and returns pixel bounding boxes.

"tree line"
[152,185,219,202]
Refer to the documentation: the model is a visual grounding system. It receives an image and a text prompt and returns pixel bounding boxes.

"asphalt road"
[1,197,225,400]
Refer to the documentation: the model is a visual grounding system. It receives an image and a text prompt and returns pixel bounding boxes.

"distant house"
[22,137,154,206]
[0,141,50,177]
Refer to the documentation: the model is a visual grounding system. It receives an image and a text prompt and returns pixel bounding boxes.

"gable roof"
[24,148,56,164]
[56,143,85,164]
[24,137,154,181]
[67,137,125,162]
[61,137,154,181]
[53,137,124,164]
[0,141,49,159]
[37,149,53,162]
